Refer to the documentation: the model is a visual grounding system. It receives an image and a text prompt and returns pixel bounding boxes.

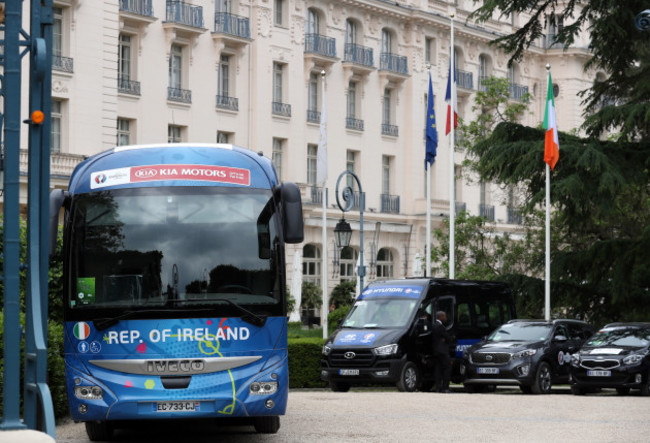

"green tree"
[328,281,356,310]
[300,281,322,327]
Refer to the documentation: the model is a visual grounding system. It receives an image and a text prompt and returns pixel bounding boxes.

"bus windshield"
[69,186,281,315]
[342,298,418,329]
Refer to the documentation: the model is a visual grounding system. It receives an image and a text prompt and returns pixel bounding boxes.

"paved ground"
[52,386,650,442]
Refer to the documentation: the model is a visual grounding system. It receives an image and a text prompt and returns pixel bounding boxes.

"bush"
[287,337,327,389]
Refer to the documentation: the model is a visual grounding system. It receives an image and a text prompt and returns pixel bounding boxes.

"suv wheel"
[531,362,552,394]
[329,381,351,392]
[396,361,418,392]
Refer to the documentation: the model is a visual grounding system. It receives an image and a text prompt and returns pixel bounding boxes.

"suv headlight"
[373,344,399,356]
[512,349,537,359]
[322,344,332,356]
[623,353,645,366]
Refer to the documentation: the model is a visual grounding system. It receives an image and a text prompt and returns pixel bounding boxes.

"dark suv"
[570,322,650,396]
[461,319,594,394]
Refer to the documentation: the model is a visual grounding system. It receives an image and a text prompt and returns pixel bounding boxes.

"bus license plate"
[154,401,199,412]
[587,370,611,377]
[477,367,500,375]
[339,369,359,376]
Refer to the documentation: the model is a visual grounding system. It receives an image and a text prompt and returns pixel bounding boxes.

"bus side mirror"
[49,189,69,257]
[279,182,304,244]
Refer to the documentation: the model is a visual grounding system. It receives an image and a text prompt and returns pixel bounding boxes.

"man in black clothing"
[432,311,452,393]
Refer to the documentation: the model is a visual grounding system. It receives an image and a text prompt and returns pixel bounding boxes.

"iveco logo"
[486,355,493,362]
[135,168,158,178]
[146,359,205,374]
[344,352,356,359]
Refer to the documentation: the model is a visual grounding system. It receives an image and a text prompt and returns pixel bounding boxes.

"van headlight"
[322,344,332,356]
[373,344,399,356]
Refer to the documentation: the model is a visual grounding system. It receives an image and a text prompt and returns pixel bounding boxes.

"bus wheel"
[254,416,280,434]
[329,381,351,392]
[85,421,113,441]
[396,361,418,392]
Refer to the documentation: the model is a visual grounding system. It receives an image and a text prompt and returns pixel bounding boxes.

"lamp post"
[333,170,365,292]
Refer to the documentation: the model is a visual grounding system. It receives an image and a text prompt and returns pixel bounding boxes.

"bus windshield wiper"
[93,309,215,331]
[182,298,267,327]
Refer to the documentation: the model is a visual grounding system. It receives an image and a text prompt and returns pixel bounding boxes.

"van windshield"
[342,298,418,329]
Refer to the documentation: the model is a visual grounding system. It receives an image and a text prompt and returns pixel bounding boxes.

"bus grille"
[329,349,375,368]
[470,352,511,365]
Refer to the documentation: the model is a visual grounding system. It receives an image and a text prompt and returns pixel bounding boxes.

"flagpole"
[319,70,329,339]
[426,65,432,278]
[544,66,551,321]
[449,13,455,279]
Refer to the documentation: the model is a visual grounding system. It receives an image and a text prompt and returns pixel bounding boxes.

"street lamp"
[334,170,365,291]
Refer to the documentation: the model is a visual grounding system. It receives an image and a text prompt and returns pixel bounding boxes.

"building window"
[425,37,435,65]
[340,246,358,282]
[274,0,285,27]
[216,0,233,13]
[169,44,183,89]
[345,19,357,45]
[53,7,63,57]
[51,100,62,153]
[216,131,229,143]
[381,29,392,54]
[376,248,394,280]
[273,62,284,103]
[382,88,392,125]
[308,72,319,120]
[117,118,131,146]
[52,6,73,73]
[302,244,321,285]
[346,150,356,189]
[306,8,320,34]
[168,125,183,143]
[347,81,357,118]
[272,138,284,180]
[218,54,231,97]
[382,156,391,195]
[119,34,132,82]
[307,144,318,185]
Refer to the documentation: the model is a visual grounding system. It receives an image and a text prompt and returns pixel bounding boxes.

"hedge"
[287,337,328,388]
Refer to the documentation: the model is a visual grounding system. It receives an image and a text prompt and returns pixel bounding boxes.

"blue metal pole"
[1,0,27,430]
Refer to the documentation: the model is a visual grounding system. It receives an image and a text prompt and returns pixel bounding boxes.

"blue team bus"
[49,143,304,440]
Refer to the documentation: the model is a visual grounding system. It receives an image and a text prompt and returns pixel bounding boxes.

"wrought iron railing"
[213,12,250,38]
[346,117,364,131]
[455,201,467,214]
[509,83,529,100]
[478,75,489,92]
[52,55,74,73]
[379,52,408,75]
[479,203,495,221]
[310,186,323,205]
[507,207,523,224]
[456,69,473,89]
[381,123,398,137]
[307,109,320,123]
[216,94,238,111]
[344,43,373,67]
[304,33,336,58]
[272,101,291,117]
[381,194,400,214]
[119,0,154,16]
[166,0,203,28]
[167,87,192,103]
[118,76,141,95]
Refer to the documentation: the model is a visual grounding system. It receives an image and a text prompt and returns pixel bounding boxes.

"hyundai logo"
[344,352,356,359]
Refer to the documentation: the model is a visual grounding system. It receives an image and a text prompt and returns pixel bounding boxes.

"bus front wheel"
[85,421,113,441]
[254,416,280,434]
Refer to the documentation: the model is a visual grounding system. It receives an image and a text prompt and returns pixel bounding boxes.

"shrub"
[287,337,327,389]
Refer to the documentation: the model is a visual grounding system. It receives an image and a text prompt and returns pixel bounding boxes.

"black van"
[320,278,516,392]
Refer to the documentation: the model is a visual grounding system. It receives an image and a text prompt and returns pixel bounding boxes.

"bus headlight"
[373,344,399,356]
[250,381,278,395]
[74,385,103,400]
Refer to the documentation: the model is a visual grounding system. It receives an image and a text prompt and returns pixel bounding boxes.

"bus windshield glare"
[69,186,280,314]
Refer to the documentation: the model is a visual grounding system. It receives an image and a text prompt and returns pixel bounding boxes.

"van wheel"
[531,362,552,394]
[329,381,351,392]
[85,421,113,441]
[253,416,280,434]
[396,361,418,392]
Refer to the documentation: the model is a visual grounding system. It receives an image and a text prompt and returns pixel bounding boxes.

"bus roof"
[68,143,278,194]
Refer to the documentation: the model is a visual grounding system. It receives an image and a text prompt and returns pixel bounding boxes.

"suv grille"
[580,359,620,370]
[329,349,375,368]
[470,352,511,365]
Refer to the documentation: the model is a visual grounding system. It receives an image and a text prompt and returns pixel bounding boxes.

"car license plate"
[339,369,360,376]
[477,367,500,375]
[587,370,611,377]
[154,401,199,412]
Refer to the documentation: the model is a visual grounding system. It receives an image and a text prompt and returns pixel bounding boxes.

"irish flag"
[543,73,559,170]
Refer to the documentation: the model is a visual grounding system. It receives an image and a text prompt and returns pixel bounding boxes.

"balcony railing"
[168,87,192,103]
[478,75,489,92]
[19,150,86,178]
[381,194,400,214]
[272,102,291,117]
[350,191,365,211]
[479,203,495,221]
[166,0,203,28]
[120,0,154,17]
[346,117,364,131]
[216,94,238,111]
[344,43,374,67]
[455,201,467,214]
[214,12,250,38]
[456,69,473,90]
[509,83,529,101]
[379,52,408,75]
[307,109,320,123]
[118,76,141,95]
[507,207,523,225]
[381,123,398,137]
[53,55,74,73]
[304,34,336,58]
[310,186,323,205]
[544,34,563,49]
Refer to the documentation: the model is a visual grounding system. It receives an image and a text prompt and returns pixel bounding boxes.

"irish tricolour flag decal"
[73,322,91,340]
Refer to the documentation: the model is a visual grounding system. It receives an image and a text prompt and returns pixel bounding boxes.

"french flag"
[445,63,457,135]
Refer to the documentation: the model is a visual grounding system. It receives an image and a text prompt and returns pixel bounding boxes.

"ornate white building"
[15,0,598,297]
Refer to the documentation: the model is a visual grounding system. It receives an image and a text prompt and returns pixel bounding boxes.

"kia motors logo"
[344,352,356,359]
[135,168,158,179]
[486,354,493,362]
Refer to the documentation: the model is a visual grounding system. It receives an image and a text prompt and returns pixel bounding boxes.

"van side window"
[457,303,471,326]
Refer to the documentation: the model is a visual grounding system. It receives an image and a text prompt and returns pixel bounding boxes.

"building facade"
[13,0,599,299]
